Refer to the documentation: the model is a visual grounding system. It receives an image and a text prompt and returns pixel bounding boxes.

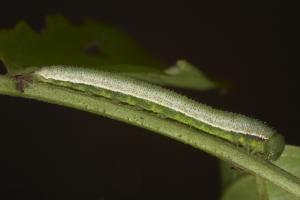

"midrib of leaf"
[0,75,300,198]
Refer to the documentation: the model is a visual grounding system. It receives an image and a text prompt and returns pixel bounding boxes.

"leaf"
[123,60,217,90]
[220,145,300,200]
[0,15,162,73]
[0,15,217,90]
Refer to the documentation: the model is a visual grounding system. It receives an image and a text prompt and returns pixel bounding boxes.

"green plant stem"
[1,75,300,197]
[256,176,269,200]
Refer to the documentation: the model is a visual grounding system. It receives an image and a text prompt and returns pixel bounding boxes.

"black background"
[0,1,298,200]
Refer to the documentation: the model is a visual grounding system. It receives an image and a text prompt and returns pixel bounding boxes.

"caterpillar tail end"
[266,133,285,160]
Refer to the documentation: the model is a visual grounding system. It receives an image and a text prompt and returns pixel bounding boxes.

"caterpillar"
[30,66,284,160]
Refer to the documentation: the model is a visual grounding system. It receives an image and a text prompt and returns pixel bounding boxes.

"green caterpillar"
[31,66,284,160]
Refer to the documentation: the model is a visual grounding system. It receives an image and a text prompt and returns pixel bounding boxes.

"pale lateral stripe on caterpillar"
[32,66,285,160]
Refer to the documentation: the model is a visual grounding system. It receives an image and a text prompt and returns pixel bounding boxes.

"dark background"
[0,1,298,200]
